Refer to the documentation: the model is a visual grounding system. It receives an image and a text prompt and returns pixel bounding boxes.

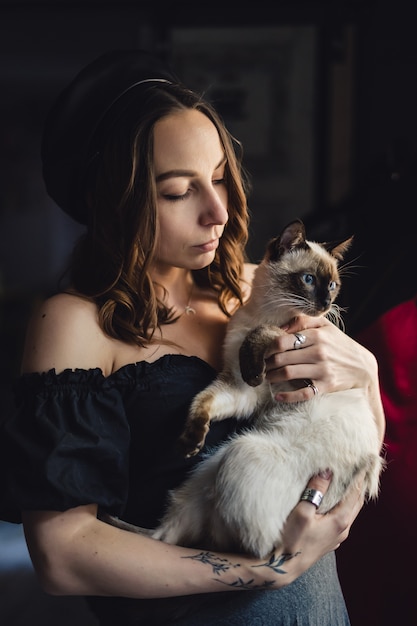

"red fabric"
[337,295,417,625]
[356,294,417,530]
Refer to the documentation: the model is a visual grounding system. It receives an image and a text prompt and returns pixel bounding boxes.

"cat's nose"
[317,296,331,311]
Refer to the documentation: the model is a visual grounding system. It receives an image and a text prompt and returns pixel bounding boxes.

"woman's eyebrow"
[155,157,227,183]
[155,169,195,183]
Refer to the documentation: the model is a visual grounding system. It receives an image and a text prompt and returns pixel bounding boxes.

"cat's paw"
[177,414,210,458]
[239,327,268,387]
[240,368,265,387]
[239,353,265,387]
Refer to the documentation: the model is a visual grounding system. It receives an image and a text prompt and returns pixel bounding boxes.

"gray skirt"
[88,552,350,626]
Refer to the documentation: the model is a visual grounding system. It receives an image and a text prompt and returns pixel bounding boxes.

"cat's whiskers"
[326,304,346,330]
[338,256,363,278]
[261,289,345,329]
[260,292,306,317]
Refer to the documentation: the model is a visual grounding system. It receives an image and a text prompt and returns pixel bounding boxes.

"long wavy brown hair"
[68,81,251,346]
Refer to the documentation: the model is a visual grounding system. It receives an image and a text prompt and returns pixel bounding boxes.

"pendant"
[185,305,196,315]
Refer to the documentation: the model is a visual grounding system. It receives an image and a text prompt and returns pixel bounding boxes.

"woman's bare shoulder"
[27,292,99,334]
[21,292,111,375]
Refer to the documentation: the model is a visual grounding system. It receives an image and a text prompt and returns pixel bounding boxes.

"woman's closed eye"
[163,190,192,202]
[163,178,225,202]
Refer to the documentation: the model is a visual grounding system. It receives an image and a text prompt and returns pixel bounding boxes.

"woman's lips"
[194,238,219,253]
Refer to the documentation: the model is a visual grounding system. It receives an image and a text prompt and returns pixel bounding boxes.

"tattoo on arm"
[252,551,302,574]
[182,550,301,590]
[216,577,276,590]
[182,551,241,575]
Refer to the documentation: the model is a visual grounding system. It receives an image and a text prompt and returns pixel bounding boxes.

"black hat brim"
[41,49,177,224]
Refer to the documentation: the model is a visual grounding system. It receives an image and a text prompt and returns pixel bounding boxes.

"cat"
[150,219,385,559]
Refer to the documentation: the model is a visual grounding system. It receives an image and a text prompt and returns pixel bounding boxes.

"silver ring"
[304,379,319,396]
[300,488,323,508]
[293,332,306,350]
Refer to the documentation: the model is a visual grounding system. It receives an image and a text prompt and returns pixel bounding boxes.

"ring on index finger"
[293,332,306,350]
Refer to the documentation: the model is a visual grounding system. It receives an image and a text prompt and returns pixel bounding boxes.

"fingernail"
[317,469,332,480]
[281,324,289,331]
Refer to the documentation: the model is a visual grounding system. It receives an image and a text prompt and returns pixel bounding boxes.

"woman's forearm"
[23,506,296,599]
[22,480,351,601]
[362,347,386,444]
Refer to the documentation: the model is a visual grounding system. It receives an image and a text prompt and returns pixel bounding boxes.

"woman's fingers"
[296,470,332,516]
[284,314,330,334]
[282,471,365,562]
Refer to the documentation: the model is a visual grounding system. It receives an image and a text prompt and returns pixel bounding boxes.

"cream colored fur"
[151,221,385,558]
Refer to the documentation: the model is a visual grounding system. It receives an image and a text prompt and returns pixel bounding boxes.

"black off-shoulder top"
[1,355,238,527]
[0,355,351,625]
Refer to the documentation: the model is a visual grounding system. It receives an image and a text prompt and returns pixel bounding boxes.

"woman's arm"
[22,470,362,599]
[19,295,365,600]
[264,314,386,443]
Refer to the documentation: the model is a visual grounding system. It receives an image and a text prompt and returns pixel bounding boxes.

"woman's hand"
[264,314,373,396]
[269,470,365,583]
[263,313,385,441]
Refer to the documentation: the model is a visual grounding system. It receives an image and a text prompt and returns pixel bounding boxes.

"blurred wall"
[0,0,415,415]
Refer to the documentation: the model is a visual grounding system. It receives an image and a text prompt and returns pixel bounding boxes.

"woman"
[1,50,384,625]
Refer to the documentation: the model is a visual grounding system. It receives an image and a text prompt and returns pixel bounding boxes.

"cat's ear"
[267,219,307,260]
[324,235,354,260]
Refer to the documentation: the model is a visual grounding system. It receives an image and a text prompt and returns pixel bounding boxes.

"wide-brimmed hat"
[41,49,177,224]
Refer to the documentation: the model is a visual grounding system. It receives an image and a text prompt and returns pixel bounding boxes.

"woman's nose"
[200,188,228,226]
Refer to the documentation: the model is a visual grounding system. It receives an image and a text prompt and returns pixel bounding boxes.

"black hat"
[41,49,177,224]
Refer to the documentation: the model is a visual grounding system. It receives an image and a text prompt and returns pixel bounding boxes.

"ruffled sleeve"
[1,368,130,522]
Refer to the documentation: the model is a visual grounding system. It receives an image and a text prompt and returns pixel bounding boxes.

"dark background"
[0,1,416,625]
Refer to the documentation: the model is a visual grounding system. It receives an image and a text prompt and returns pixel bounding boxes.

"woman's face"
[152,108,229,272]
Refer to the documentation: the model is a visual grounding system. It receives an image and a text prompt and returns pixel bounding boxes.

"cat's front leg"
[178,372,258,458]
[177,385,214,457]
[239,324,283,386]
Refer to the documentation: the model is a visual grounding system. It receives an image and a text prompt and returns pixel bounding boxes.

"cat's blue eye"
[302,273,315,286]
[329,281,337,291]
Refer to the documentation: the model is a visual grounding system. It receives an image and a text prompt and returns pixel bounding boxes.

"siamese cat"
[150,219,384,559]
